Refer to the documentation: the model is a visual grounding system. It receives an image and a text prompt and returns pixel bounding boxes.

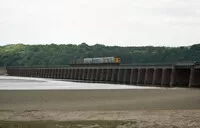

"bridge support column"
[35,68,37,77]
[45,68,49,78]
[123,69,131,84]
[23,68,27,76]
[86,69,92,81]
[60,68,64,79]
[34,68,37,77]
[15,69,18,76]
[36,68,39,78]
[74,69,79,80]
[48,68,52,78]
[27,68,30,77]
[130,69,138,85]
[52,68,55,78]
[74,68,77,79]
[17,69,20,76]
[32,69,34,77]
[70,68,74,79]
[25,69,27,76]
[27,69,33,77]
[52,68,56,78]
[31,69,34,77]
[90,69,97,81]
[41,68,45,78]
[57,68,61,79]
[20,69,26,76]
[33,69,36,77]
[69,68,72,79]
[81,69,85,80]
[100,69,107,82]
[161,69,171,87]
[58,69,62,79]
[35,68,39,77]
[82,69,88,80]
[42,68,45,78]
[24,68,26,77]
[117,69,125,84]
[38,68,41,78]
[53,68,56,78]
[40,68,43,78]
[48,68,51,78]
[106,69,112,83]
[39,68,42,78]
[152,68,162,86]
[62,69,67,79]
[170,68,176,87]
[45,68,48,78]
[47,68,51,78]
[18,68,21,76]
[137,68,146,85]
[15,68,18,76]
[144,68,154,85]
[18,69,21,76]
[77,69,82,80]
[20,68,23,76]
[81,68,85,80]
[24,69,27,76]
[189,68,200,88]
[67,69,71,79]
[95,68,102,82]
[58,68,61,79]
[20,69,27,76]
[53,68,58,79]
[170,68,190,87]
[72,68,76,79]
[59,68,63,79]
[111,69,119,83]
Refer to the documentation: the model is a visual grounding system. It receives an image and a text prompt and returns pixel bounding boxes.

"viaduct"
[6,62,200,88]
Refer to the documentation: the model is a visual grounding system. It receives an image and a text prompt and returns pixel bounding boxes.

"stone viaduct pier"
[6,62,200,88]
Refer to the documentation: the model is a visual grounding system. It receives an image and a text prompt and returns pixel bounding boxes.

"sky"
[0,0,200,47]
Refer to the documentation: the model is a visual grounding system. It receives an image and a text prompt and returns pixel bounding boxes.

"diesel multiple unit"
[71,57,120,65]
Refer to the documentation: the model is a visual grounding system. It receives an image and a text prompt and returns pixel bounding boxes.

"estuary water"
[0,76,161,90]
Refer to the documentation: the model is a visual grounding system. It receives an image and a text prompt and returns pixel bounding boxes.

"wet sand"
[0,77,200,127]
[1,110,200,128]
[1,89,200,111]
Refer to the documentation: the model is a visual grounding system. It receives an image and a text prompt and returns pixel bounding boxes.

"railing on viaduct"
[6,62,200,88]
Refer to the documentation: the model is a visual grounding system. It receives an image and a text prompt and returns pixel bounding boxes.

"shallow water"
[0,76,160,90]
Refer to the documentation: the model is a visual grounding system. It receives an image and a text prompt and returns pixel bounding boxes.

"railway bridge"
[6,62,200,88]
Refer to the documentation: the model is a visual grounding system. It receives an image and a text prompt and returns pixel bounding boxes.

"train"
[71,57,120,65]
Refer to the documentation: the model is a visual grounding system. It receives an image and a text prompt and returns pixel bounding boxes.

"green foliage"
[0,43,200,67]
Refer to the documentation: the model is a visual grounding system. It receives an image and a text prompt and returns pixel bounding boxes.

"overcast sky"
[0,0,200,46]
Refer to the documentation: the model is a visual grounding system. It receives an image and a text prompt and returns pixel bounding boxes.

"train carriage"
[71,57,120,66]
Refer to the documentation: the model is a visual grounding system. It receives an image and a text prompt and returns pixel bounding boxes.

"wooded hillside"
[0,43,200,67]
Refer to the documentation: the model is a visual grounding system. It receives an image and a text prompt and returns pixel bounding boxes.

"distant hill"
[0,43,200,67]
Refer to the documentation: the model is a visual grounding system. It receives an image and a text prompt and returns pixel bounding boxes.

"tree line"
[0,43,200,67]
